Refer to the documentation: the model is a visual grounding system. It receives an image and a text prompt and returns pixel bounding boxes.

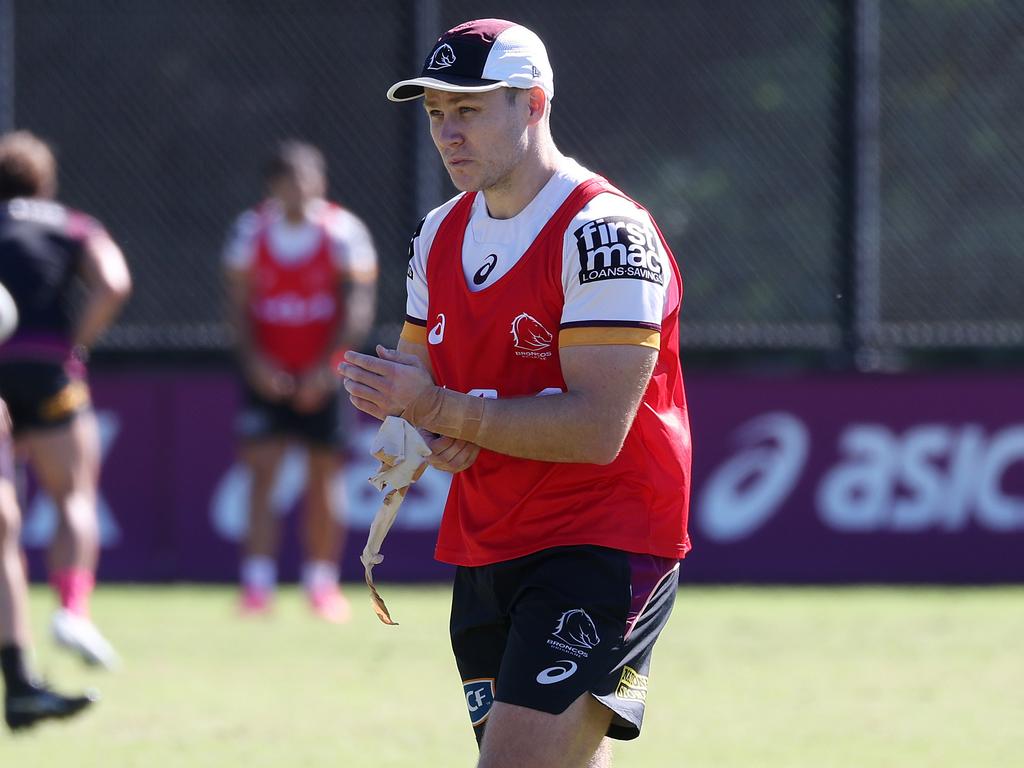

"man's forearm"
[405,388,628,465]
[343,344,655,466]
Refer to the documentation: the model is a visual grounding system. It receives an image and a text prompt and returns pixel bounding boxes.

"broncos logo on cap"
[552,608,600,650]
[427,43,457,70]
[510,312,552,352]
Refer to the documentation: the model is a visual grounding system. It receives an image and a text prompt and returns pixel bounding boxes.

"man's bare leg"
[21,412,101,589]
[239,438,288,612]
[0,473,30,650]
[21,412,117,668]
[302,447,349,622]
[478,693,614,768]
[1,408,96,727]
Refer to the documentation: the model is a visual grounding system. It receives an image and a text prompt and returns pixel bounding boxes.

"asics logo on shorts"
[536,660,578,685]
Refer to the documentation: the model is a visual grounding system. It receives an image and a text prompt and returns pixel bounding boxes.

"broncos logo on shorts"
[552,608,600,650]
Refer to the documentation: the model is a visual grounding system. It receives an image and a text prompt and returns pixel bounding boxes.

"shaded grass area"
[2,585,1021,767]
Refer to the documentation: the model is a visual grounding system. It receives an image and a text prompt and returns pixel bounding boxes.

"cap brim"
[386,76,504,102]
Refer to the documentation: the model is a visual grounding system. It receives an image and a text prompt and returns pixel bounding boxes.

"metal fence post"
[0,0,13,133]
[411,0,443,220]
[843,0,883,369]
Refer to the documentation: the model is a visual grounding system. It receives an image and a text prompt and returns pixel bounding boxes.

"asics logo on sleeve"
[428,313,446,344]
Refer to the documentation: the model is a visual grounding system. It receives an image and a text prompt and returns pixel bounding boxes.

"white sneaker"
[51,609,120,670]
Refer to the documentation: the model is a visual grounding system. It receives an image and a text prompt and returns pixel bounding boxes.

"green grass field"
[1,585,1021,767]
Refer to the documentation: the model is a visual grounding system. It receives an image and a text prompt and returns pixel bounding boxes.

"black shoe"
[4,682,98,731]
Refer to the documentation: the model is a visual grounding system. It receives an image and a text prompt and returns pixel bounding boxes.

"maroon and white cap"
[387,19,554,102]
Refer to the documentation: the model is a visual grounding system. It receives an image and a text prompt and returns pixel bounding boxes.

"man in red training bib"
[341,20,691,767]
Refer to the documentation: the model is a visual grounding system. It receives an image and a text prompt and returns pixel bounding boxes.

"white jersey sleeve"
[405,217,429,323]
[222,210,261,271]
[402,194,464,343]
[326,207,378,280]
[559,193,670,349]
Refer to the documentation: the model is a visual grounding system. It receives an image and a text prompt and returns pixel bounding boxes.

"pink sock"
[50,568,95,617]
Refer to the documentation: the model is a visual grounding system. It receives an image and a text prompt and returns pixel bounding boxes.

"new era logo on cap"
[387,18,554,102]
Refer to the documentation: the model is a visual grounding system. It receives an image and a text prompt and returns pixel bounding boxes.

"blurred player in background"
[0,131,131,670]
[224,140,377,623]
[1,279,96,730]
[341,19,691,768]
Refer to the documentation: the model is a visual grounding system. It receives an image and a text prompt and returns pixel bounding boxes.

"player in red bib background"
[224,141,377,622]
[341,20,691,768]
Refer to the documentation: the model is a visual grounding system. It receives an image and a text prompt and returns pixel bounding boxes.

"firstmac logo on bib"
[574,217,664,285]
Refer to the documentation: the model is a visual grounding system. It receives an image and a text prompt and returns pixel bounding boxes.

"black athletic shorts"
[0,361,91,436]
[235,381,349,450]
[450,544,680,742]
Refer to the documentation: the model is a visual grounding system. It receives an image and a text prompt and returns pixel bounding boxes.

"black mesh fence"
[7,1,1024,360]
[875,1,1024,347]
[13,0,413,349]
[430,1,845,348]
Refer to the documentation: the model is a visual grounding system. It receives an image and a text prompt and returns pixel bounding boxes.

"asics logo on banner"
[536,660,578,685]
[574,217,664,285]
[428,313,446,345]
[427,43,456,70]
[698,413,808,543]
[511,312,553,359]
[463,678,495,726]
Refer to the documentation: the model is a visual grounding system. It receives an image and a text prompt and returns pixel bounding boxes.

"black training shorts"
[451,544,680,742]
[0,361,91,436]
[235,380,349,450]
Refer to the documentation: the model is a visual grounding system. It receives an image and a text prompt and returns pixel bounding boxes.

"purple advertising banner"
[20,370,1024,583]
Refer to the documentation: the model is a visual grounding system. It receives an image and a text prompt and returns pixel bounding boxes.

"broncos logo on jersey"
[510,312,552,352]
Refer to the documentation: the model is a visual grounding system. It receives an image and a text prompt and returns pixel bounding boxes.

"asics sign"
[699,415,1024,540]
[818,424,1024,532]
[574,216,663,285]
[698,413,809,542]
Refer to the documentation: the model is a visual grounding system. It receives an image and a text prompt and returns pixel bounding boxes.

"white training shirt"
[223,198,377,279]
[404,158,671,349]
